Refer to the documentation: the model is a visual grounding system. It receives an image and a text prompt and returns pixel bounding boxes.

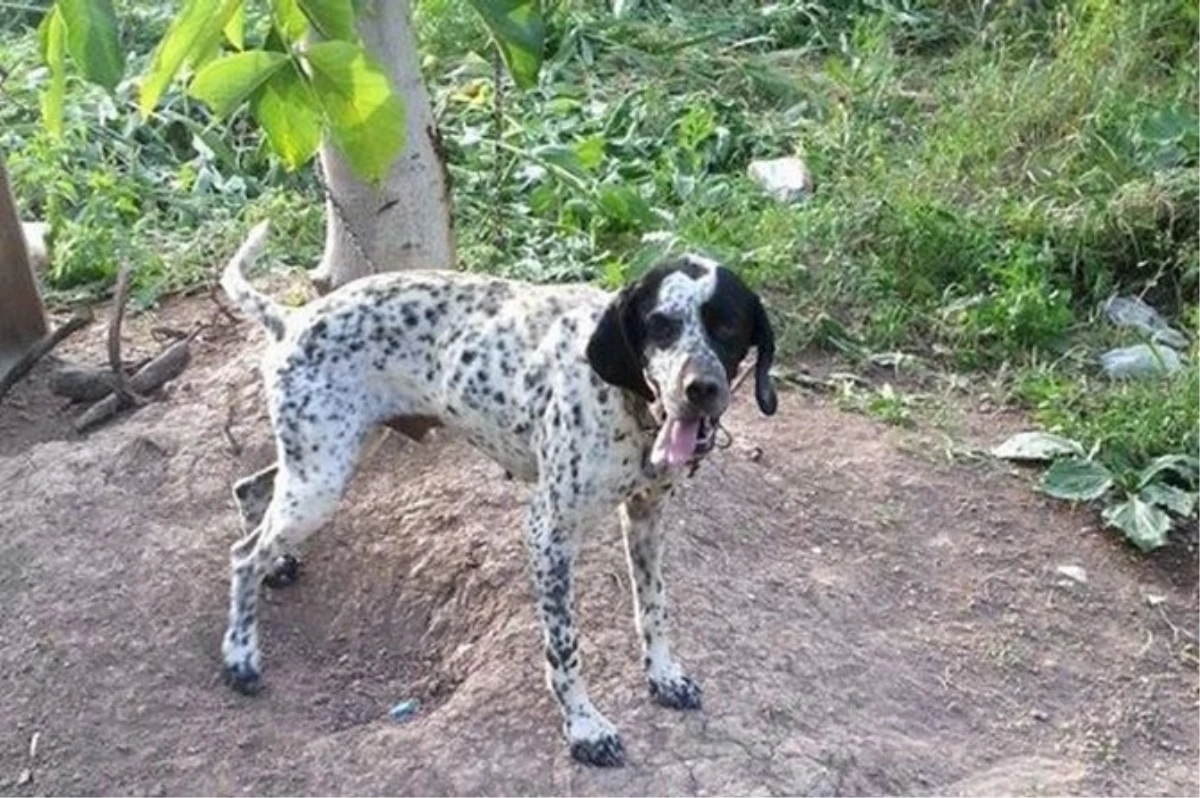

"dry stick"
[74,338,191,432]
[107,263,145,407]
[0,309,93,401]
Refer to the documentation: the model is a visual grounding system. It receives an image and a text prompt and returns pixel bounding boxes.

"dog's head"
[586,254,777,470]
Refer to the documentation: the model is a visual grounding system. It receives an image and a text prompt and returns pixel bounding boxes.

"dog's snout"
[684,377,721,407]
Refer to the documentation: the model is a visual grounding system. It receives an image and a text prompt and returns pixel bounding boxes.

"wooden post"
[0,153,47,378]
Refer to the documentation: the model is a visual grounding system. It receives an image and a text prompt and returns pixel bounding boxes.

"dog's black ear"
[751,294,777,415]
[587,286,654,401]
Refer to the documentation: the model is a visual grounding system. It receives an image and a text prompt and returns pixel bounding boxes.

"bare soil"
[0,297,1196,796]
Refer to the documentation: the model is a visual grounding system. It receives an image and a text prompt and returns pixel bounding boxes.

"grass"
[1,0,1196,545]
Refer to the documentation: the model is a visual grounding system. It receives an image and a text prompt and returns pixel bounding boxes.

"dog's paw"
[263,554,301,589]
[569,732,626,768]
[222,661,263,696]
[649,673,702,710]
[566,712,625,767]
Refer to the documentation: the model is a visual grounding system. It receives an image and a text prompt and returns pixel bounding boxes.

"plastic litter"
[388,698,421,723]
[1099,343,1183,379]
[1104,296,1188,350]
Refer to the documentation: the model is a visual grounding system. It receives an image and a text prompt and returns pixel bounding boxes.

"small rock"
[17,769,31,786]
[747,157,813,203]
[1031,709,1049,722]
[388,698,421,723]
[1145,593,1167,607]
[1055,565,1088,584]
[28,732,39,760]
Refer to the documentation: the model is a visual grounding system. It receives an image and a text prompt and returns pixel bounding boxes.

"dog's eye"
[645,312,680,345]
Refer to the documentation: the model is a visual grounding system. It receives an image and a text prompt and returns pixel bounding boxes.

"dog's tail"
[221,221,288,341]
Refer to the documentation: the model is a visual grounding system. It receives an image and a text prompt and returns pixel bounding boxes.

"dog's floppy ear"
[751,294,777,415]
[586,284,654,401]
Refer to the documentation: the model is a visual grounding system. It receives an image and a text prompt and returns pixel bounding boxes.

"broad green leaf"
[597,184,653,227]
[251,62,323,169]
[188,0,247,71]
[1102,496,1171,552]
[224,1,245,49]
[271,0,310,41]
[1138,454,1200,489]
[467,0,544,89]
[1038,457,1114,502]
[1139,483,1197,518]
[573,135,606,172]
[534,144,588,179]
[991,431,1084,463]
[305,41,405,183]
[139,0,229,116]
[298,0,356,41]
[38,6,68,138]
[58,0,124,89]
[189,51,288,117]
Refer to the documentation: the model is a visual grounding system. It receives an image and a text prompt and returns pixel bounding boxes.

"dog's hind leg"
[621,490,701,710]
[232,464,301,588]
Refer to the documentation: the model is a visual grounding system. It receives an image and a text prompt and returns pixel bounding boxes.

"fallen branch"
[0,310,93,401]
[51,358,154,402]
[74,338,191,432]
[107,263,145,407]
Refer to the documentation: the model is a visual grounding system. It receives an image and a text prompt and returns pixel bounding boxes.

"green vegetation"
[2,0,1196,548]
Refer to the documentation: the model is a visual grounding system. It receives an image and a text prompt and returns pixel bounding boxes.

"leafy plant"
[37,0,546,183]
[1040,452,1199,551]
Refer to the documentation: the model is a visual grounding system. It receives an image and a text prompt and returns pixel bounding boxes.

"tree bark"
[310,0,456,293]
[0,153,48,376]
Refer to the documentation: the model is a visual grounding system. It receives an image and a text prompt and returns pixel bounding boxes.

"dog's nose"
[684,377,721,407]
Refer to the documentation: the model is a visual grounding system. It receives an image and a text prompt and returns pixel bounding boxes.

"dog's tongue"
[650,418,701,469]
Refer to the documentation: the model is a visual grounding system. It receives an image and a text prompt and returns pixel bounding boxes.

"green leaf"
[1138,454,1200,489]
[139,0,228,116]
[271,0,310,41]
[1139,483,1198,517]
[304,40,406,183]
[298,0,356,41]
[533,144,588,179]
[251,62,323,169]
[38,6,68,138]
[188,51,289,117]
[187,0,247,71]
[1038,457,1114,502]
[573,135,605,172]
[224,1,245,49]
[467,0,544,89]
[1102,496,1172,552]
[57,0,124,89]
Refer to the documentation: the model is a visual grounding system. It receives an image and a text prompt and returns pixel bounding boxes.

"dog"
[218,222,777,767]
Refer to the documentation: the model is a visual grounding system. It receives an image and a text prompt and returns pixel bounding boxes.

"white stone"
[1055,565,1088,584]
[747,157,812,203]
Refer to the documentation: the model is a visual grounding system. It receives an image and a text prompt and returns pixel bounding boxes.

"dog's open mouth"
[650,415,718,469]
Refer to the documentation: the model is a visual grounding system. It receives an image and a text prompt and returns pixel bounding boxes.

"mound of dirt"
[0,299,1196,796]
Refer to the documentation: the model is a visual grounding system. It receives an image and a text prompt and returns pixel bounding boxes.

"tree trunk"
[310,0,456,293]
[0,153,48,378]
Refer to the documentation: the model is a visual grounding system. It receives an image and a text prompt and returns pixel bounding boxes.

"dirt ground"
[0,297,1196,797]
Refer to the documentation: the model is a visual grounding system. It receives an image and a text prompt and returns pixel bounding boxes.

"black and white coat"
[219,223,777,767]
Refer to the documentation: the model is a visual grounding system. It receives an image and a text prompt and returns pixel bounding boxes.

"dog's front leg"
[525,490,625,767]
[620,492,702,710]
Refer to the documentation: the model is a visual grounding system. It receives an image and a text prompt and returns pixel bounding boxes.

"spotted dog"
[218,222,777,767]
